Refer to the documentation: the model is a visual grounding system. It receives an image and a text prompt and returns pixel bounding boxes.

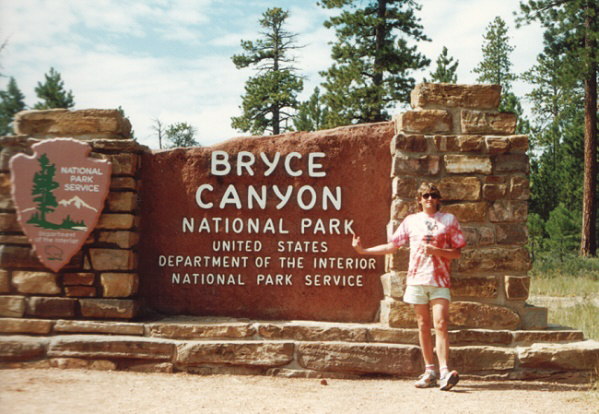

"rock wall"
[382,83,546,330]
[0,109,145,320]
[0,84,546,329]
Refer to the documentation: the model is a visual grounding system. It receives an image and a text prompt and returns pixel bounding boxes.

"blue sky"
[0,0,543,149]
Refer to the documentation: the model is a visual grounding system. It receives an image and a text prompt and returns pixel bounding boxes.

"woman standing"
[352,182,465,391]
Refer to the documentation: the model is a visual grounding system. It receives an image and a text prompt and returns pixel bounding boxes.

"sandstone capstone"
[14,109,131,139]
[411,83,501,110]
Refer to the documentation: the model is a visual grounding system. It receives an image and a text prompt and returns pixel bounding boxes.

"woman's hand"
[352,234,364,254]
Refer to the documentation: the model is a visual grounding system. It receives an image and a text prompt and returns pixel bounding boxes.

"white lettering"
[195,184,214,208]
[308,152,326,177]
[211,151,231,176]
[237,151,255,176]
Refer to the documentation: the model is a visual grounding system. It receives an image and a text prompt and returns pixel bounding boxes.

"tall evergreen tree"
[319,0,430,128]
[165,122,199,148]
[293,87,329,131]
[472,17,516,92]
[473,16,529,133]
[34,67,75,109]
[0,77,26,135]
[424,46,459,83]
[522,30,583,219]
[231,8,303,135]
[518,0,599,256]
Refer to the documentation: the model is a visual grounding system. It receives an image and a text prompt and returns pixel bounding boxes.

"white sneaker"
[414,371,437,388]
[439,370,459,391]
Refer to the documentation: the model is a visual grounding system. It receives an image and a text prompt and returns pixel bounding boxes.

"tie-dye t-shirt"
[389,211,466,288]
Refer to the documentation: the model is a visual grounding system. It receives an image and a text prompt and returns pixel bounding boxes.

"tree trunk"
[273,106,280,135]
[372,0,387,122]
[580,4,598,256]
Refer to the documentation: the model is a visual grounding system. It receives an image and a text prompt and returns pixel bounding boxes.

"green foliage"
[424,46,458,83]
[524,30,585,220]
[527,212,545,261]
[165,122,199,148]
[60,215,85,230]
[293,87,329,131]
[232,70,303,135]
[472,16,517,92]
[518,0,599,257]
[33,67,75,109]
[116,106,136,140]
[531,252,599,282]
[319,0,430,127]
[473,16,530,133]
[231,7,303,135]
[0,77,26,136]
[31,154,59,224]
[530,253,599,340]
[545,203,581,260]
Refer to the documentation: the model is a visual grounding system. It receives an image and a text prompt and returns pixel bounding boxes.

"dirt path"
[0,369,597,414]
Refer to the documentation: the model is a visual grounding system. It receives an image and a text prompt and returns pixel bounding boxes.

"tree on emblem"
[27,154,87,230]
[28,154,59,227]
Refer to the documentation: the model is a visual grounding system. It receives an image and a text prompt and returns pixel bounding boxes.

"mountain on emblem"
[9,138,111,272]
[58,195,99,212]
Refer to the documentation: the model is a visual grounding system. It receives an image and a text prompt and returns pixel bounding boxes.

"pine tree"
[545,203,581,261]
[0,77,26,135]
[473,17,516,91]
[319,0,430,127]
[30,154,59,226]
[518,0,598,256]
[293,87,329,131]
[34,67,75,109]
[473,16,529,133]
[231,8,303,135]
[424,46,458,83]
[165,122,199,148]
[523,30,584,220]
[527,212,546,262]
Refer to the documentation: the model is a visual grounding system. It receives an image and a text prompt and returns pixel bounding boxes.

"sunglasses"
[422,193,440,200]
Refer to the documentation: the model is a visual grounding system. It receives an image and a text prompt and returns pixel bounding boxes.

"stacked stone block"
[381,83,547,330]
[0,109,146,321]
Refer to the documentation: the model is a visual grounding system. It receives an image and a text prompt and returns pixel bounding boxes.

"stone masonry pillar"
[380,83,548,330]
[0,109,147,320]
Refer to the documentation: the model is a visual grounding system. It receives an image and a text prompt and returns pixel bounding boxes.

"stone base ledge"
[0,317,597,383]
[0,317,584,345]
[0,332,597,383]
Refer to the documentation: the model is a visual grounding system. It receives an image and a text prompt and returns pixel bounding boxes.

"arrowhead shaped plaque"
[9,139,112,272]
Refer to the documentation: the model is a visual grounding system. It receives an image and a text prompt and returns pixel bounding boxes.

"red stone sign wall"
[0,85,545,329]
[138,124,393,322]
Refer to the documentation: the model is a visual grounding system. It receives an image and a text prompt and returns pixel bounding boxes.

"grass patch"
[530,253,599,297]
[545,303,599,340]
[530,253,599,341]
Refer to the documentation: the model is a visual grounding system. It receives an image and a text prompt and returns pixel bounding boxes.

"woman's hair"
[416,182,442,211]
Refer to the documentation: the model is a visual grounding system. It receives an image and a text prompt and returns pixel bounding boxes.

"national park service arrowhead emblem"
[9,139,111,272]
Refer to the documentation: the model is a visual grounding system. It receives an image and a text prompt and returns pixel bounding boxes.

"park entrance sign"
[139,124,393,322]
[9,139,111,272]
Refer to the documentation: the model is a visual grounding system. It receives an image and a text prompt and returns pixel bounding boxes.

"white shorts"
[403,285,451,305]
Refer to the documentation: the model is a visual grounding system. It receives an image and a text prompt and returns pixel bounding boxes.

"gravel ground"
[0,368,597,414]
